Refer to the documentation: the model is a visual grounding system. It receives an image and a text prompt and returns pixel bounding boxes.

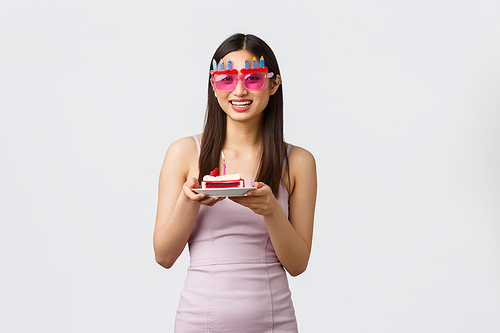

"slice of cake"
[201,168,245,189]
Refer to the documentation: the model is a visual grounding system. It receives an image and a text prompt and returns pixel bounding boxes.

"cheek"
[215,94,232,113]
[256,92,271,106]
[215,92,229,103]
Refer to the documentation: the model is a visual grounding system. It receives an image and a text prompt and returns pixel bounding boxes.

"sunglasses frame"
[210,71,275,92]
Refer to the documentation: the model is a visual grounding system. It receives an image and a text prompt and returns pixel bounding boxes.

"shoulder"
[162,135,201,178]
[288,145,316,170]
[166,135,199,157]
[285,144,317,195]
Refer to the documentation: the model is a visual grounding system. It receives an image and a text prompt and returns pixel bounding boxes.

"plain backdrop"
[1,1,499,332]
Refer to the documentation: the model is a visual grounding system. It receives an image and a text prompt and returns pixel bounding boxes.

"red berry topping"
[209,168,219,177]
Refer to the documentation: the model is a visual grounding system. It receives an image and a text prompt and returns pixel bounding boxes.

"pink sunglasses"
[211,72,275,92]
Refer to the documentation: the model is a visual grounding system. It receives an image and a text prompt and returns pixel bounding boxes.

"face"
[212,49,281,123]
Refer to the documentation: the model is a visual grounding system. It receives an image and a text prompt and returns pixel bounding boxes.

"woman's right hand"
[183,177,225,206]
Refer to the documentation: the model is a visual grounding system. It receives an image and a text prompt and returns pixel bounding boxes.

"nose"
[232,77,247,96]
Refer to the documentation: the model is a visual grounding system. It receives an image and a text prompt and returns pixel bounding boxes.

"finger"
[205,200,218,206]
[254,181,266,189]
[184,185,204,198]
[228,197,244,205]
[229,197,255,207]
[185,177,199,188]
[246,186,266,197]
[200,198,218,205]
[210,197,225,204]
[201,196,226,206]
[184,188,210,205]
[192,194,208,202]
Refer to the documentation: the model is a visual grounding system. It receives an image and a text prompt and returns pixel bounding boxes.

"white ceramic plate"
[192,187,256,197]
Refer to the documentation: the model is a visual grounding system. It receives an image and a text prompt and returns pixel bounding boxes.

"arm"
[230,146,317,276]
[153,137,223,269]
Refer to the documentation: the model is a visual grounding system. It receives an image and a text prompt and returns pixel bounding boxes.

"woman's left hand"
[229,182,279,216]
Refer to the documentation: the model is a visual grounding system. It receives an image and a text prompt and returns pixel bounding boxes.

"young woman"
[154,33,317,332]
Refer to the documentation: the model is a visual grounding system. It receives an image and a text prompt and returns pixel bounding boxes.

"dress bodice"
[188,183,289,267]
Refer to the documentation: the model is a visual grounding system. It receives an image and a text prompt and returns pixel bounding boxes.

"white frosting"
[203,173,241,181]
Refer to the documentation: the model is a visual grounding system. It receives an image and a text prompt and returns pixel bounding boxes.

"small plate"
[193,187,256,197]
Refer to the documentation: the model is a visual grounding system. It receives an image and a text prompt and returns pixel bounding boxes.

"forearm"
[154,192,201,268]
[264,201,311,276]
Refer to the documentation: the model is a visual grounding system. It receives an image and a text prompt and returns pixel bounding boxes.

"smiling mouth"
[230,100,252,107]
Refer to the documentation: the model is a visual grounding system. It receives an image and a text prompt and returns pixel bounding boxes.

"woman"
[154,33,317,332]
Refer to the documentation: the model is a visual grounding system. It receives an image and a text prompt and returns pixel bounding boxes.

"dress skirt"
[175,262,298,332]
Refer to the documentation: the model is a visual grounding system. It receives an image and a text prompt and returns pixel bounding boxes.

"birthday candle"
[260,56,265,68]
[212,59,217,71]
[227,59,232,70]
[252,57,257,69]
[245,58,249,69]
[221,151,226,175]
[220,60,224,71]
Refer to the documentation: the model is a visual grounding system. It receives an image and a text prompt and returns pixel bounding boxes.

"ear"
[270,74,281,96]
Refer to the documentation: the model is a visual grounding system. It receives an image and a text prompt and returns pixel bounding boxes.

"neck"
[224,115,263,150]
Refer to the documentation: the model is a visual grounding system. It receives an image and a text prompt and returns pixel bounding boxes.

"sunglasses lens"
[212,73,269,92]
[243,73,265,90]
[213,74,235,92]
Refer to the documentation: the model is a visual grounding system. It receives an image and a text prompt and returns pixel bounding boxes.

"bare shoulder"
[166,136,199,158]
[161,135,200,179]
[288,145,316,171]
[286,144,317,196]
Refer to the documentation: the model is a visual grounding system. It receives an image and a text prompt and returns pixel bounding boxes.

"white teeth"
[231,101,252,106]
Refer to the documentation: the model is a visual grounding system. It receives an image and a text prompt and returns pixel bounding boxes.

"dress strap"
[282,143,292,176]
[192,135,201,156]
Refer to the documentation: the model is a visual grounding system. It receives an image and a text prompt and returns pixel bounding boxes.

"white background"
[1,1,499,332]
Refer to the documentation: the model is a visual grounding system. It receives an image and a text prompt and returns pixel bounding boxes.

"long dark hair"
[198,33,286,196]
